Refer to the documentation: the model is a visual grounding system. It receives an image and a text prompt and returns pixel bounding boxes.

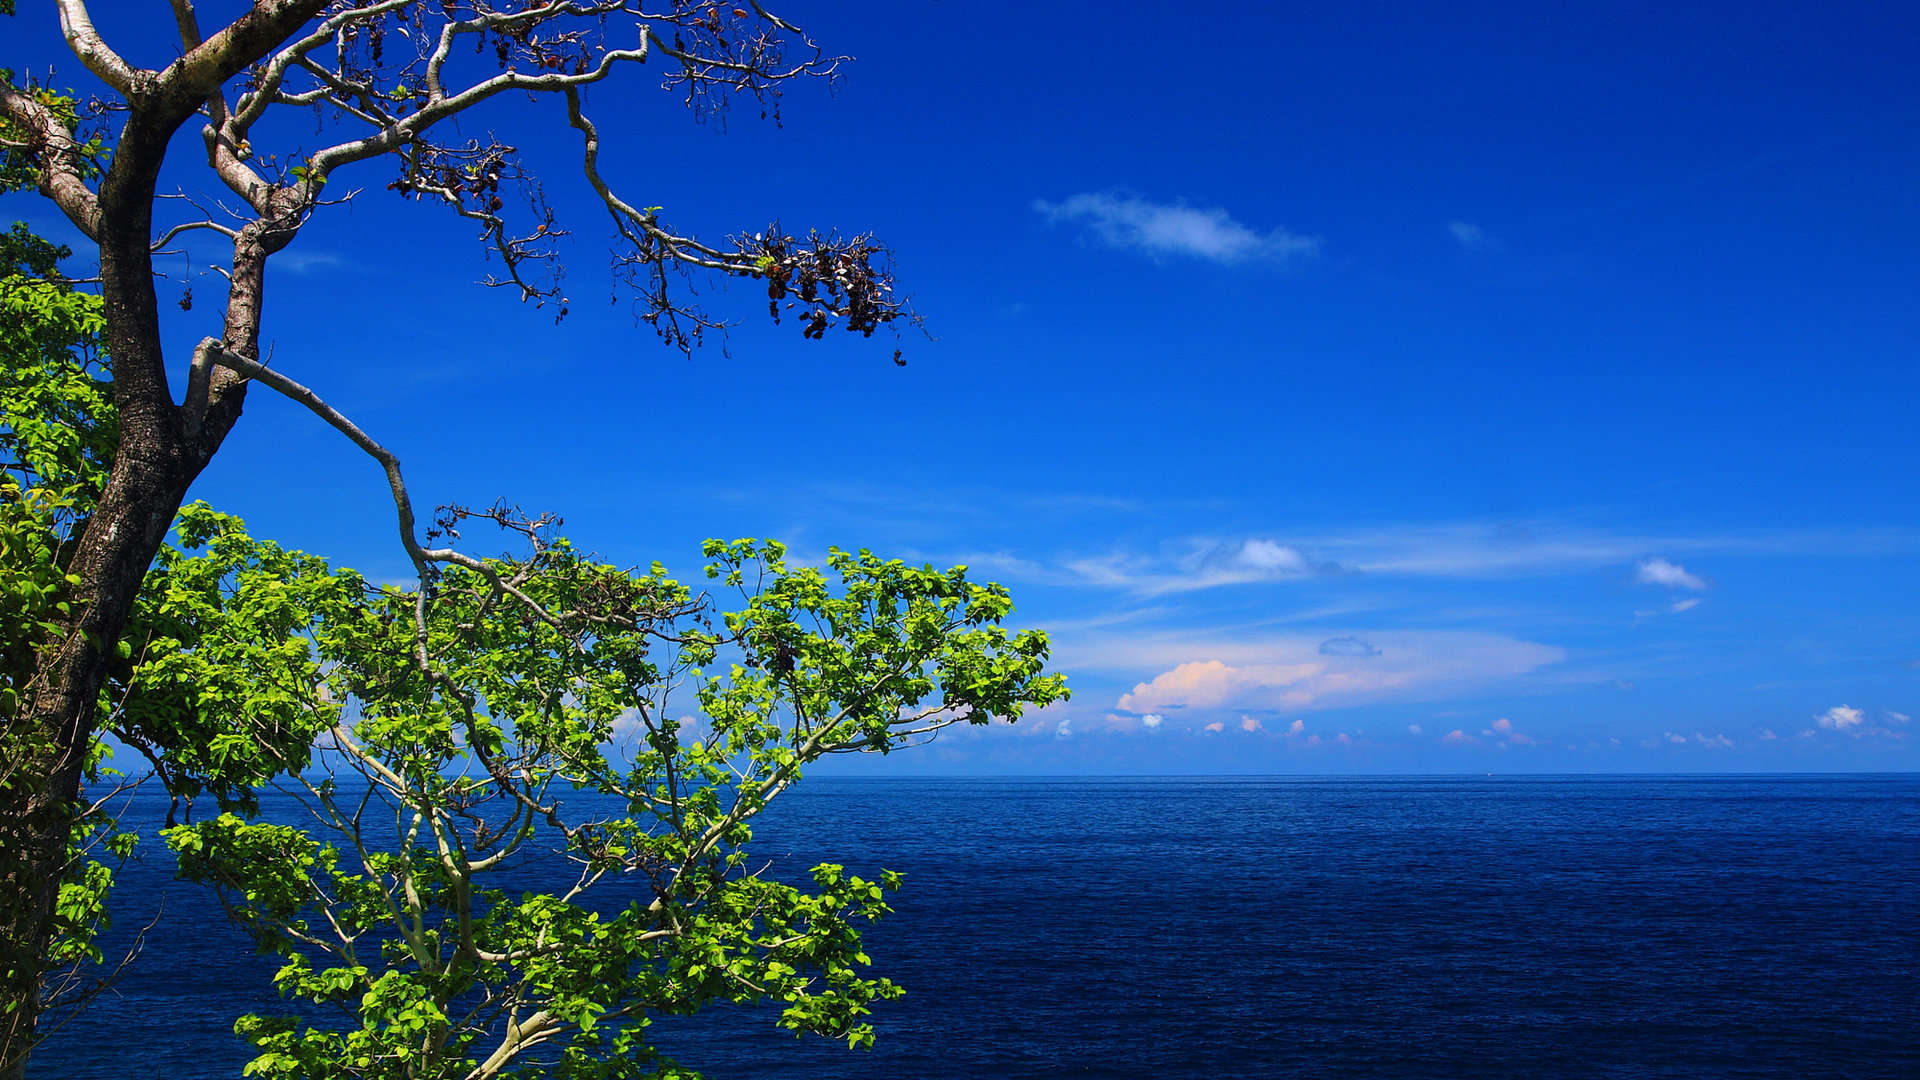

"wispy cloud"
[1033,191,1319,264]
[1636,556,1708,590]
[1635,595,1705,621]
[1448,221,1496,250]
[271,249,350,274]
[1064,537,1350,596]
[1046,522,1776,595]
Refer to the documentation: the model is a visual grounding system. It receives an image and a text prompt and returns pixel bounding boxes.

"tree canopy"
[0,3,1023,1075]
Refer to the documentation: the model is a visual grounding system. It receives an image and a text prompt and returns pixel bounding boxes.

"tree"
[152,518,1063,1079]
[1,0,938,1071]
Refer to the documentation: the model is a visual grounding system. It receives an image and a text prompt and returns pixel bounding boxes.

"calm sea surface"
[32,775,1920,1078]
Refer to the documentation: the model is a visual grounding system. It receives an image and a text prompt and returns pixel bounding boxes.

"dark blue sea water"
[31,775,1920,1078]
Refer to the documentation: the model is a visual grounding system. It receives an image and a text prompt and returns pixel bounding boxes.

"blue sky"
[8,0,1918,772]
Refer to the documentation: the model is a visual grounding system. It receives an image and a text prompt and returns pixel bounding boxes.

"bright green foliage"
[156,522,1065,1079]
[114,506,358,814]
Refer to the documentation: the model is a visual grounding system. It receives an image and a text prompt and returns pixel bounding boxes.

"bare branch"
[150,218,239,250]
[200,345,609,648]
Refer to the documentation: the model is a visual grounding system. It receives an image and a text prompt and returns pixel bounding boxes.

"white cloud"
[1669,598,1703,613]
[1109,632,1564,714]
[1033,191,1319,264]
[1442,729,1472,744]
[1636,557,1707,590]
[1286,718,1306,737]
[1815,705,1865,731]
[1665,732,1689,745]
[1759,728,1778,740]
[1234,538,1317,573]
[1140,713,1164,730]
[1203,721,1226,734]
[1888,711,1910,725]
[1055,718,1074,739]
[1240,716,1264,733]
[1407,724,1423,735]
[1695,732,1734,748]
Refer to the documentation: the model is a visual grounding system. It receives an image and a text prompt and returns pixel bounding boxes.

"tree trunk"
[0,159,255,1078]
[0,451,197,1078]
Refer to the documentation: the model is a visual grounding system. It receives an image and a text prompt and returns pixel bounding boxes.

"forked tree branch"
[52,0,138,95]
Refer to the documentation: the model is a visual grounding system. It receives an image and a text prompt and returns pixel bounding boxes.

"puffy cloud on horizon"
[1636,556,1708,590]
[1141,713,1164,730]
[1480,716,1536,748]
[1113,632,1564,715]
[1442,729,1473,744]
[1033,191,1319,264]
[1117,659,1322,712]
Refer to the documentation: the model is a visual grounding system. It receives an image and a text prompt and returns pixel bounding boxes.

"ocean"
[30,774,1920,1078]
